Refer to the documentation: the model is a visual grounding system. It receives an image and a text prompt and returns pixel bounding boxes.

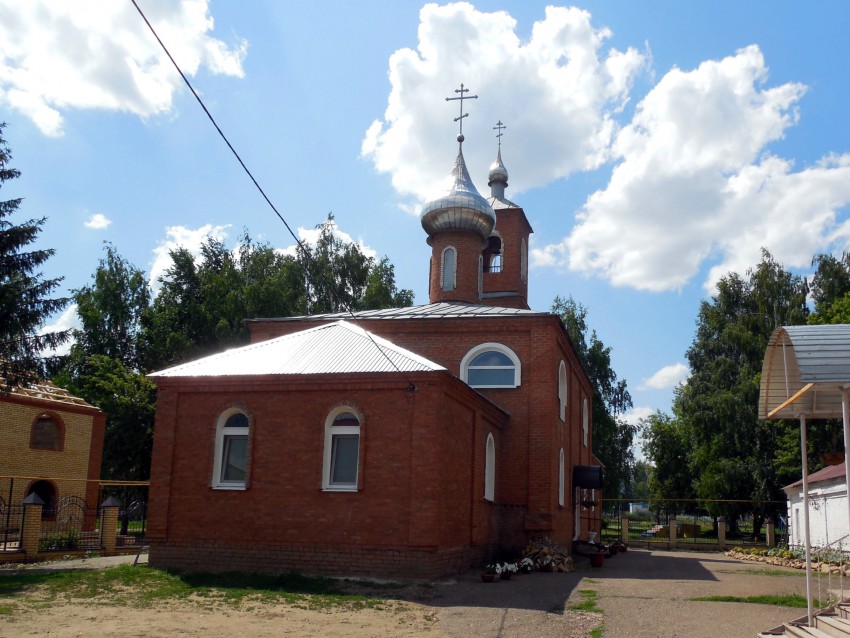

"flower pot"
[500,571,512,580]
[481,573,498,583]
[590,553,604,568]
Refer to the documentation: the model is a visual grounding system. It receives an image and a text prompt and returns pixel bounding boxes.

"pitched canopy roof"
[759,324,850,420]
[149,320,446,379]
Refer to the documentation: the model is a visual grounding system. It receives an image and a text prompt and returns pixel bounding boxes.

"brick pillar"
[766,518,776,548]
[621,517,630,544]
[100,497,120,554]
[21,494,44,560]
[718,516,726,549]
[669,516,677,548]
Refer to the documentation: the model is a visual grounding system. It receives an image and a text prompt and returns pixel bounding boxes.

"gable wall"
[0,396,104,507]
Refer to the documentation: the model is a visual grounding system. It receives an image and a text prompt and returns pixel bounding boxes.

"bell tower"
[482,121,533,310]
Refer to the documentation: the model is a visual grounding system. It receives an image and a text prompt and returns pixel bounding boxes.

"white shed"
[784,463,849,551]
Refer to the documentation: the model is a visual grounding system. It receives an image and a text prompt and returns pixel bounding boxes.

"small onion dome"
[421,141,496,240]
[488,147,509,187]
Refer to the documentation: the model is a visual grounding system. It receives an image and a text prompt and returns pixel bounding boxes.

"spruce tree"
[0,123,69,388]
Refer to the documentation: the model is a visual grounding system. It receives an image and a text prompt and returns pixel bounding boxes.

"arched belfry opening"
[483,235,502,273]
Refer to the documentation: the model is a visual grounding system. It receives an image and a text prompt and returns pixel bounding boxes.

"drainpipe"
[800,414,813,627]
[842,386,850,553]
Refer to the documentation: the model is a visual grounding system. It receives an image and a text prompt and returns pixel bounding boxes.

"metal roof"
[759,324,850,419]
[784,462,845,490]
[149,320,446,379]
[248,301,548,324]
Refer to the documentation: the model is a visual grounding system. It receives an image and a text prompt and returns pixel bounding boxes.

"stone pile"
[523,537,574,572]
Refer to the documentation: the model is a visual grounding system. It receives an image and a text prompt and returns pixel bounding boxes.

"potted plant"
[481,563,502,582]
[500,561,518,580]
[518,557,534,574]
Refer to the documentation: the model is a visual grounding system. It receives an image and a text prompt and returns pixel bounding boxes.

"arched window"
[213,409,250,489]
[461,343,521,388]
[558,361,567,422]
[558,448,565,507]
[484,433,495,502]
[582,398,589,447]
[323,407,361,491]
[30,413,64,451]
[521,238,528,283]
[441,247,456,292]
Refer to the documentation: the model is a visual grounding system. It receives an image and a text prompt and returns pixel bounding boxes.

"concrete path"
[586,548,822,637]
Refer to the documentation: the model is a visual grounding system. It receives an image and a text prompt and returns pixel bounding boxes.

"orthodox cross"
[493,120,506,149]
[445,83,478,137]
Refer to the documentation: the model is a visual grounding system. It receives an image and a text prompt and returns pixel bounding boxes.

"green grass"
[589,625,604,637]
[0,564,389,612]
[569,588,603,613]
[689,594,822,608]
[716,568,804,577]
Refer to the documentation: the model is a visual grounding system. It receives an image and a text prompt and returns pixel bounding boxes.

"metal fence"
[40,496,102,552]
[600,500,787,549]
[0,501,24,552]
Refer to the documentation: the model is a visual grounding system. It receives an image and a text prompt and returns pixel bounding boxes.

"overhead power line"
[130,0,416,391]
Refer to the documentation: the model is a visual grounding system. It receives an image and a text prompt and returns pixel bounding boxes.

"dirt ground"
[0,548,834,637]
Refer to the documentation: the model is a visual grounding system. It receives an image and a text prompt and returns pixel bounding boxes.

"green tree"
[0,123,69,387]
[641,410,693,509]
[72,243,150,369]
[627,459,652,501]
[552,295,635,497]
[299,214,414,314]
[56,355,156,481]
[53,245,155,480]
[140,232,307,370]
[677,249,808,536]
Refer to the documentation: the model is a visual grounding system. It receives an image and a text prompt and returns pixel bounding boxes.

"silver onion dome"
[488,147,509,187]
[421,137,496,239]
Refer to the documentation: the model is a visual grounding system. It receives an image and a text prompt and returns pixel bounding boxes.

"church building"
[146,100,601,579]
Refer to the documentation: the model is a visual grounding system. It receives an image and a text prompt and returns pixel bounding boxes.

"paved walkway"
[2,548,838,637]
[577,548,818,637]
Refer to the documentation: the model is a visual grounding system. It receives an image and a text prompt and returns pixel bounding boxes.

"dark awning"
[573,465,603,489]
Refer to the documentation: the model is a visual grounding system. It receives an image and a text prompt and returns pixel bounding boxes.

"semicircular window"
[467,351,516,387]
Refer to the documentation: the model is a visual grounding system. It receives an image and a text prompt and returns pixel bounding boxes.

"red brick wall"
[148,372,510,577]
[427,231,486,304]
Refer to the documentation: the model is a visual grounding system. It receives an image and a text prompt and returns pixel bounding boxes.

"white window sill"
[322,486,359,492]
[212,484,246,491]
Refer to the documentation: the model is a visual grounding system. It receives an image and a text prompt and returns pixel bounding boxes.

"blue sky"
[3,1,850,442]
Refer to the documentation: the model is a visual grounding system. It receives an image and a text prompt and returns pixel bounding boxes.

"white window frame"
[558,360,567,422]
[461,342,521,388]
[558,448,565,507]
[322,407,361,492]
[441,246,457,292]
[484,433,495,502]
[582,398,589,447]
[212,408,250,490]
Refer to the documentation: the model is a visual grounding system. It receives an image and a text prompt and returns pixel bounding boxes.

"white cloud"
[84,213,112,230]
[639,362,689,391]
[0,0,247,136]
[535,45,850,292]
[362,3,645,205]
[38,304,80,357]
[623,405,655,426]
[149,223,229,293]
